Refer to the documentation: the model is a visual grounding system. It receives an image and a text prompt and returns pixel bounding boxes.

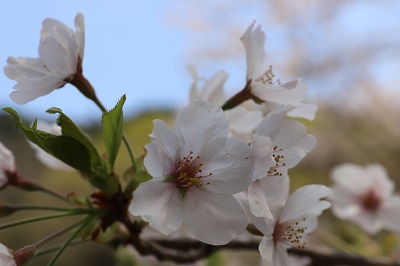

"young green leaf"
[101,95,126,172]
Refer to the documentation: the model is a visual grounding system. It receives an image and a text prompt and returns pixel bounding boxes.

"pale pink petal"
[3,57,48,81]
[10,75,65,104]
[274,242,291,266]
[129,181,184,235]
[380,195,400,233]
[280,185,331,222]
[259,236,275,266]
[174,101,229,157]
[184,189,247,245]
[248,181,273,218]
[201,137,253,195]
[331,164,389,195]
[287,103,318,120]
[252,79,307,106]
[248,175,289,218]
[330,185,362,218]
[226,107,263,142]
[256,104,294,139]
[191,70,228,106]
[355,211,383,234]
[0,243,16,266]
[74,13,85,59]
[40,36,75,76]
[250,134,274,181]
[144,120,179,180]
[241,21,266,81]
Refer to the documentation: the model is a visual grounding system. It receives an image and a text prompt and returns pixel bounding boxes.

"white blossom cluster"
[3,13,398,266]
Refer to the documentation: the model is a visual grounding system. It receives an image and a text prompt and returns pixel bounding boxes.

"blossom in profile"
[241,21,317,120]
[28,121,73,171]
[0,243,16,266]
[129,100,254,245]
[330,163,400,234]
[3,13,85,104]
[0,142,16,189]
[250,185,331,266]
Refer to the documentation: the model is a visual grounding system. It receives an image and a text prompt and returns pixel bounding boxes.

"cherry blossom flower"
[250,185,331,266]
[3,13,85,104]
[129,100,254,245]
[330,163,400,234]
[0,243,16,266]
[248,104,317,218]
[188,66,263,142]
[0,142,16,189]
[241,21,317,120]
[28,121,73,171]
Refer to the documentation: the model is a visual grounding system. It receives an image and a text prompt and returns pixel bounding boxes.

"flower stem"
[35,239,89,258]
[13,176,69,203]
[14,216,94,265]
[221,79,264,111]
[47,215,95,266]
[0,204,85,217]
[0,211,93,231]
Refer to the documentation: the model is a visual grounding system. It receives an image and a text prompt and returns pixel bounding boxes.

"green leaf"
[4,107,92,172]
[3,107,114,193]
[101,95,126,171]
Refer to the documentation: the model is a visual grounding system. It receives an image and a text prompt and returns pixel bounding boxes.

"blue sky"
[0,1,188,124]
[1,1,400,124]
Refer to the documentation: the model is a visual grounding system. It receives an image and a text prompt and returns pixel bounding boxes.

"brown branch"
[108,235,400,266]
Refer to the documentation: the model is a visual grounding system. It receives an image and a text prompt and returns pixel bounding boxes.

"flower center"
[273,218,308,249]
[268,145,286,177]
[360,189,381,212]
[175,151,211,189]
[256,65,281,86]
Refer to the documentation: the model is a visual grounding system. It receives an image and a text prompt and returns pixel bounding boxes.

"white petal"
[330,185,362,219]
[248,181,273,218]
[250,134,274,181]
[184,189,247,245]
[202,137,253,195]
[259,236,275,266]
[256,104,294,139]
[10,74,65,104]
[191,70,228,106]
[129,181,184,235]
[381,195,400,233]
[226,107,263,142]
[287,103,318,120]
[0,243,16,266]
[280,185,331,222]
[279,133,317,169]
[354,211,383,234]
[3,57,48,81]
[174,101,229,157]
[144,120,179,180]
[241,21,266,81]
[248,175,289,218]
[74,13,85,59]
[331,164,393,197]
[274,242,291,266]
[40,36,75,76]
[252,79,307,106]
